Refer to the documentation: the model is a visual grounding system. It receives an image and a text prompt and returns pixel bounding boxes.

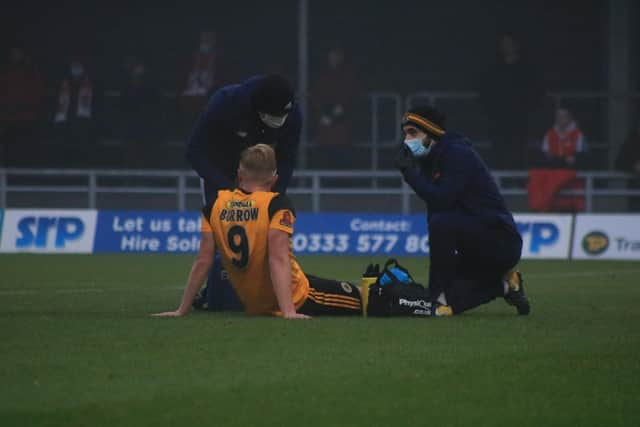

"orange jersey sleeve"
[270,209,295,234]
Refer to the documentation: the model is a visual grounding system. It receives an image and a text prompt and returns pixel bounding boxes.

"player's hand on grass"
[282,311,311,319]
[151,309,188,317]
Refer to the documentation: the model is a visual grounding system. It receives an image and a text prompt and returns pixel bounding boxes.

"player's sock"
[360,263,380,316]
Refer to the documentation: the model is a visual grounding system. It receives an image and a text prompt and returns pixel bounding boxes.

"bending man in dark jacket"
[185,74,301,309]
[394,105,530,315]
[186,74,301,204]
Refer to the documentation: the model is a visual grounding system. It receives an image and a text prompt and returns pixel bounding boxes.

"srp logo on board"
[0,210,97,253]
[514,214,573,259]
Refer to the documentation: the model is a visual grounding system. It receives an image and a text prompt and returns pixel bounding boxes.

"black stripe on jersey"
[268,194,296,220]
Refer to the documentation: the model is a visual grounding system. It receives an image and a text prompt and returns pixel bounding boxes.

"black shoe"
[504,270,530,315]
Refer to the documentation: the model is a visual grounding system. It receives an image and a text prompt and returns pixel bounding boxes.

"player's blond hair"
[239,144,277,181]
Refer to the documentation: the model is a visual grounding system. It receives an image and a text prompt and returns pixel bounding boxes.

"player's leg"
[298,275,362,316]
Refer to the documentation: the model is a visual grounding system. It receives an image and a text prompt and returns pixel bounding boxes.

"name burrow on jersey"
[220,200,259,222]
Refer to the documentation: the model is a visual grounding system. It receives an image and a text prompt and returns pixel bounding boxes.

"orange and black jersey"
[201,188,310,315]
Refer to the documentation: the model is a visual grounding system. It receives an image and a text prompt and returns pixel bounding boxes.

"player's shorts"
[299,275,362,316]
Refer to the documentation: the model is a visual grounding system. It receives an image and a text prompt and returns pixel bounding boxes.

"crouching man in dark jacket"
[394,105,530,315]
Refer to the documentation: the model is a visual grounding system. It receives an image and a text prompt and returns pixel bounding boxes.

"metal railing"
[1,168,639,214]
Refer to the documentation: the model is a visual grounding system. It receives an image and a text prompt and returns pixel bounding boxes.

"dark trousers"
[428,212,522,314]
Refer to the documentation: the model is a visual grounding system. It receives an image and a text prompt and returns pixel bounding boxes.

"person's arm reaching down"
[185,91,234,189]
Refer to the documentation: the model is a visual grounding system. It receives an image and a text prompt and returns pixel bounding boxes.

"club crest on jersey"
[280,211,293,228]
[340,282,353,294]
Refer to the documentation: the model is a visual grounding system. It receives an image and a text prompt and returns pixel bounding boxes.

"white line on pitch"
[55,289,105,294]
[527,269,640,279]
[0,290,36,296]
[0,286,183,296]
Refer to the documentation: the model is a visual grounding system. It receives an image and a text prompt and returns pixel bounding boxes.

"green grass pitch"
[1,254,639,426]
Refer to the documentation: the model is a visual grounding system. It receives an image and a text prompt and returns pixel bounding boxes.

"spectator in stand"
[478,32,544,170]
[527,107,586,213]
[541,107,586,168]
[615,119,640,211]
[310,46,358,169]
[120,57,160,168]
[0,47,44,166]
[52,57,98,166]
[178,30,219,121]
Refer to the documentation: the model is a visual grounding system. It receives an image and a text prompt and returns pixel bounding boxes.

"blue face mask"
[404,138,431,157]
